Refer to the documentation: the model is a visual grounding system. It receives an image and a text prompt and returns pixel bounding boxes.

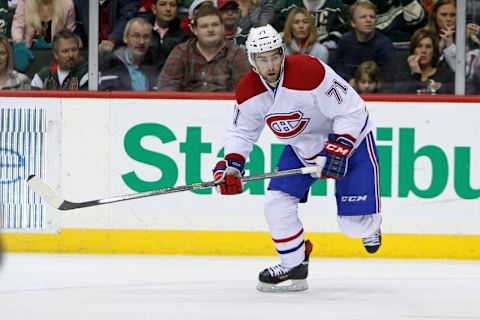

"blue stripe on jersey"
[277,239,305,255]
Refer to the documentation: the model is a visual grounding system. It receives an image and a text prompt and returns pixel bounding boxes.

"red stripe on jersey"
[272,228,304,243]
[282,55,325,91]
[235,70,267,105]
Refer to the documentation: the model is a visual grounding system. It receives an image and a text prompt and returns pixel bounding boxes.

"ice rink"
[0,253,478,320]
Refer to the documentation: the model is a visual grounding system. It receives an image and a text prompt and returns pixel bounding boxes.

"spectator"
[351,60,383,94]
[0,34,30,89]
[275,0,348,48]
[180,0,215,35]
[73,0,138,54]
[392,28,454,94]
[427,0,480,80]
[370,0,427,48]
[150,0,190,71]
[158,5,250,91]
[31,29,88,90]
[0,0,10,36]
[282,7,328,63]
[237,0,273,35]
[334,1,396,87]
[11,0,75,72]
[217,0,247,46]
[99,17,158,91]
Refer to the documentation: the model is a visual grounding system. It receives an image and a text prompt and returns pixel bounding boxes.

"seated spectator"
[0,0,10,36]
[150,0,190,71]
[427,0,480,80]
[334,1,396,87]
[0,34,30,89]
[99,17,158,91]
[217,0,247,46]
[392,28,454,94]
[351,60,383,94]
[370,0,427,48]
[282,7,328,63]
[158,5,250,91]
[31,29,88,90]
[237,0,273,35]
[73,0,138,54]
[11,0,75,72]
[180,0,214,35]
[275,0,348,48]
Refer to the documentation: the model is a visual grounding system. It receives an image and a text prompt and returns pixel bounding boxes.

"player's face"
[292,12,309,43]
[351,7,376,35]
[53,38,80,71]
[194,15,225,47]
[414,37,434,67]
[357,75,377,93]
[152,0,178,26]
[436,4,456,29]
[254,50,283,84]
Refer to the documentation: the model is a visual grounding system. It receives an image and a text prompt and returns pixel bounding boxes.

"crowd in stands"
[0,0,479,94]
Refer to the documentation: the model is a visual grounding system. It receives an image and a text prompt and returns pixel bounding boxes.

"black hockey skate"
[256,239,313,292]
[363,229,381,254]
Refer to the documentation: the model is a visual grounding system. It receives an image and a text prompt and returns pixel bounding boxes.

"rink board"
[0,93,479,258]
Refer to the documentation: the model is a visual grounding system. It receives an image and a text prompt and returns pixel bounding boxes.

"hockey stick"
[27,161,324,211]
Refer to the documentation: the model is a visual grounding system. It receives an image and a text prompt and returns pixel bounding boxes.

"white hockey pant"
[264,190,382,268]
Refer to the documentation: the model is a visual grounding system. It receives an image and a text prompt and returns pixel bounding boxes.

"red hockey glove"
[318,133,355,180]
[212,153,245,195]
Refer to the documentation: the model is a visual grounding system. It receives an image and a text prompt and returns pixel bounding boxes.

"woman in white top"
[282,7,329,64]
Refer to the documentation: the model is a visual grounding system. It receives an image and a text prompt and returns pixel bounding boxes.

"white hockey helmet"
[245,24,284,67]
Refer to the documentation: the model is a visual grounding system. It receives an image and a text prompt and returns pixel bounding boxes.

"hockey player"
[212,24,382,292]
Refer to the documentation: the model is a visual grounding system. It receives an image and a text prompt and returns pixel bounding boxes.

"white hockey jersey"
[224,54,373,160]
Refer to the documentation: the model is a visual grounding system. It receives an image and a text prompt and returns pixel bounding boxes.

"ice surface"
[0,254,478,320]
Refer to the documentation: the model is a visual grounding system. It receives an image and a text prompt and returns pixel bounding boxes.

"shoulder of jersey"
[235,55,326,105]
[283,55,325,90]
[235,70,266,105]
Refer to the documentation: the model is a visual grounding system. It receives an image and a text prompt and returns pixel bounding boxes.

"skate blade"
[256,279,308,292]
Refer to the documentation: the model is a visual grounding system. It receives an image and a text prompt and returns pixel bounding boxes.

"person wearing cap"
[179,0,216,35]
[150,0,190,71]
[217,0,247,46]
[158,5,250,91]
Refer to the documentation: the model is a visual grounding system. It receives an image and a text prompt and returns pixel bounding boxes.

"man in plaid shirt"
[157,5,250,92]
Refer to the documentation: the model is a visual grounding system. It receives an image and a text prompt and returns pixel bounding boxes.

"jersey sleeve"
[223,100,266,159]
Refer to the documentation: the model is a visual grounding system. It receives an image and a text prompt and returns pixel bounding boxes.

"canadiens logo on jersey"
[265,111,310,139]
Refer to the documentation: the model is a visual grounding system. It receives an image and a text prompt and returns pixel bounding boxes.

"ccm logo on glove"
[323,141,353,157]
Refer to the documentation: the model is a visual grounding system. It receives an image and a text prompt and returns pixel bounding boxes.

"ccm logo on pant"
[341,195,368,202]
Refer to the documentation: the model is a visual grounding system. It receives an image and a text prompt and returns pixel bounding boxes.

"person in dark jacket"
[99,17,158,91]
[392,28,454,94]
[150,0,190,71]
[334,1,397,88]
[73,0,139,54]
[31,29,88,90]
